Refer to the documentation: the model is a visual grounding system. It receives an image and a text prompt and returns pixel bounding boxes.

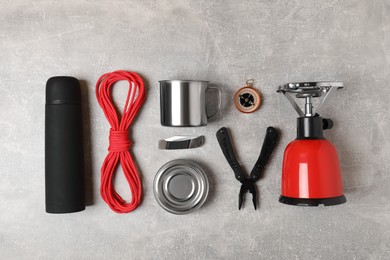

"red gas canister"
[277,82,346,206]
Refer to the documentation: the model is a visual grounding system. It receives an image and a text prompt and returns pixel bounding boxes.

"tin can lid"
[153,159,209,215]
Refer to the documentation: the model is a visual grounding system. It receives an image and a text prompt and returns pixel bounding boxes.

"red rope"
[95,70,146,213]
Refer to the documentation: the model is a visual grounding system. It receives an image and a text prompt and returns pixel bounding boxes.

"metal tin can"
[153,159,209,214]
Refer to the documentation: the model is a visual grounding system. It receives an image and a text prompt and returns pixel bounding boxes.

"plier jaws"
[239,181,257,210]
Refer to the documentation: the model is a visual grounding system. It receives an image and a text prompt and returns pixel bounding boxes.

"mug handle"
[206,86,222,119]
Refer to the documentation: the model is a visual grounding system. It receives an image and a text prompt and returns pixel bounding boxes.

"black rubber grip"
[166,140,191,149]
[216,127,245,182]
[249,127,279,181]
[45,76,85,213]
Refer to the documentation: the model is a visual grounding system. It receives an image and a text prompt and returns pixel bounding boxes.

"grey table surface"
[1,0,390,259]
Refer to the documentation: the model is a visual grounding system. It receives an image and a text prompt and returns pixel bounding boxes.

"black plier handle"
[216,127,279,210]
[216,127,246,183]
[250,127,279,182]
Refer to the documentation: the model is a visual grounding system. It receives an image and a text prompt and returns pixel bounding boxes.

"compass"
[234,79,261,113]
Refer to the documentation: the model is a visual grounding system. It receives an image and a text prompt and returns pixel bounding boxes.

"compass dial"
[234,87,261,113]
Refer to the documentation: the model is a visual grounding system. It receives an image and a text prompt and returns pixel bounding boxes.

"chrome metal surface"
[159,80,221,127]
[153,159,209,215]
[305,96,313,116]
[277,81,343,117]
[158,135,205,149]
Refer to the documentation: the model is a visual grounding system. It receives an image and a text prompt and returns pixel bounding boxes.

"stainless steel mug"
[159,80,222,127]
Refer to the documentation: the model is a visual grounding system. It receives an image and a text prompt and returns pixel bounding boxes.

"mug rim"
[159,79,209,83]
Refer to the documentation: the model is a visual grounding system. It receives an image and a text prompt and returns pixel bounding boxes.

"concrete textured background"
[1,0,390,259]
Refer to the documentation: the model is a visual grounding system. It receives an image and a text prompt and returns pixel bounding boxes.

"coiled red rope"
[95,70,146,213]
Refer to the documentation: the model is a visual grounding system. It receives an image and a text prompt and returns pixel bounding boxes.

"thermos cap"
[46,76,81,104]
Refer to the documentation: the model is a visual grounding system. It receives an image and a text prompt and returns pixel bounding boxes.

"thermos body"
[45,76,85,213]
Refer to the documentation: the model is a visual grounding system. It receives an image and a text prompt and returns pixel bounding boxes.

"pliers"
[216,127,279,210]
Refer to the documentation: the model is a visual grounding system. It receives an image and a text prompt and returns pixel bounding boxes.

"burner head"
[277,81,343,117]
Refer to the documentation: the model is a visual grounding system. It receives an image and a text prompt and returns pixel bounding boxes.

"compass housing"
[234,86,261,113]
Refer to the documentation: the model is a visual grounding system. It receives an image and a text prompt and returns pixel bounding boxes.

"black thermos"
[45,76,85,213]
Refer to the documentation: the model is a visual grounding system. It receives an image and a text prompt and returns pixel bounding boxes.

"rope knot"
[108,129,131,152]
